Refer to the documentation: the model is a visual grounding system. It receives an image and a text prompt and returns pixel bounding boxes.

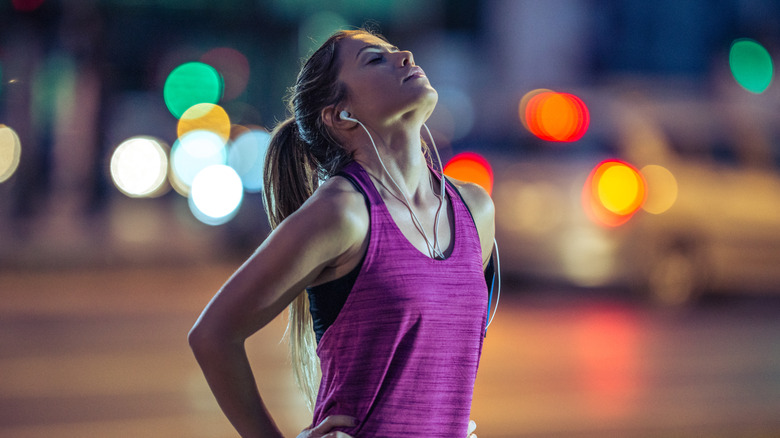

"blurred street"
[3,1,780,437]
[2,265,779,438]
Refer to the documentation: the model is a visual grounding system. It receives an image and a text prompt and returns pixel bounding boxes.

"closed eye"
[357,43,400,64]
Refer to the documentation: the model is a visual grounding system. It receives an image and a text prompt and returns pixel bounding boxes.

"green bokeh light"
[729,39,773,94]
[164,62,224,119]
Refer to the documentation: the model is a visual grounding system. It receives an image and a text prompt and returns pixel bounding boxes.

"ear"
[321,104,353,130]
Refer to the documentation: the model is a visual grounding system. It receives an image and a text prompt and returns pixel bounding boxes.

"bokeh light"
[189,165,244,226]
[598,164,645,215]
[200,47,250,101]
[163,62,224,119]
[12,0,45,12]
[574,310,640,419]
[582,160,646,227]
[228,129,271,193]
[729,38,773,94]
[521,90,590,142]
[443,152,494,195]
[0,125,22,183]
[177,103,231,144]
[170,130,228,194]
[519,88,552,132]
[109,136,169,198]
[640,164,678,215]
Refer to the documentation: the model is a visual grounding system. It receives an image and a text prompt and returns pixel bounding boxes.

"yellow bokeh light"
[597,164,645,215]
[641,164,678,214]
[0,125,22,183]
[177,103,231,144]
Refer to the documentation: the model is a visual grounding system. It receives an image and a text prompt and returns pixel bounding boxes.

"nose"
[397,50,414,67]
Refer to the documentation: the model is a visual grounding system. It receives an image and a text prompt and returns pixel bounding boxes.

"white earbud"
[339,110,358,122]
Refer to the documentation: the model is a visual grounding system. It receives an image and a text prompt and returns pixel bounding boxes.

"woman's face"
[336,33,438,125]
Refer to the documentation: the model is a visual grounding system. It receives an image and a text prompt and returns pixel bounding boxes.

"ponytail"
[263,117,319,228]
[261,28,385,412]
[262,116,321,411]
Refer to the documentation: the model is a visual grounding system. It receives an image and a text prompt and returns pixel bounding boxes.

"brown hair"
[262,29,379,411]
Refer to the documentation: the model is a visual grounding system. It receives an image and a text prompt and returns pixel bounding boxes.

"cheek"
[350,79,398,108]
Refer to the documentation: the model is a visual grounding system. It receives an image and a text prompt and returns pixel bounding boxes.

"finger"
[322,433,354,438]
[312,415,358,435]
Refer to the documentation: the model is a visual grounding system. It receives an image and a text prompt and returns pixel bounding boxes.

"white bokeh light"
[0,125,22,183]
[110,136,169,197]
[171,130,227,194]
[189,164,243,225]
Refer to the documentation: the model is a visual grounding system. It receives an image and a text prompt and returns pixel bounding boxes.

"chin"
[421,88,438,120]
[393,87,438,122]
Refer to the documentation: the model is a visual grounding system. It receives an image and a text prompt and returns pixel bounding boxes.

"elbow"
[188,319,224,358]
[188,321,209,355]
[188,318,245,359]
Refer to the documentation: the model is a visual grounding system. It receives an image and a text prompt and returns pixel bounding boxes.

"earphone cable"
[354,118,445,259]
[422,122,446,259]
[486,238,501,329]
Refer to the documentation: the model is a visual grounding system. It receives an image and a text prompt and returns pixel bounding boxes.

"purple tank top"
[311,161,488,437]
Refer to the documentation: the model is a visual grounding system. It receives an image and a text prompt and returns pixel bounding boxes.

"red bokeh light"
[12,0,45,12]
[520,90,590,142]
[443,152,494,195]
[200,47,251,101]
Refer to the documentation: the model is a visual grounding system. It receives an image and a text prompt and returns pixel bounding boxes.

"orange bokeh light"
[443,152,494,195]
[520,90,590,142]
[582,159,646,227]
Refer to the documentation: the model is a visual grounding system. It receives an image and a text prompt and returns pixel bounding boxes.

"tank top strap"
[338,161,383,205]
[339,160,481,262]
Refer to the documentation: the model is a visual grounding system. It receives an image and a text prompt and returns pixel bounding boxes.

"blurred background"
[2,0,780,437]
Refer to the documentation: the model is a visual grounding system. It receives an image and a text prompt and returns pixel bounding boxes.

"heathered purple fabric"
[311,161,488,437]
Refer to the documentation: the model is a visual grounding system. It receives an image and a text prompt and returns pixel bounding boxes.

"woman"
[188,29,495,438]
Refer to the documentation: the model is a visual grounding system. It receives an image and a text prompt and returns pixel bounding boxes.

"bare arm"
[188,179,368,437]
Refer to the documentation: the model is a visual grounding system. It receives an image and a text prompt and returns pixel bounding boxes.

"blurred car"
[490,87,780,306]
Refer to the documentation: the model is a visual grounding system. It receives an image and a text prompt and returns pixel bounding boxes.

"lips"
[403,66,426,82]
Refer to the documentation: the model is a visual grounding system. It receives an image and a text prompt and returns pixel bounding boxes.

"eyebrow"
[356,44,400,59]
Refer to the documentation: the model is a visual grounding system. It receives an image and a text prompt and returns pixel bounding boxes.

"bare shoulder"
[448,178,495,225]
[276,174,369,280]
[294,175,369,244]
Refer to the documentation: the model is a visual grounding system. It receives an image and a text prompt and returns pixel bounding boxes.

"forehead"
[338,33,396,60]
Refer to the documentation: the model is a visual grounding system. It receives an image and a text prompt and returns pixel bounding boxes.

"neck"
[352,122,432,203]
[348,118,447,260]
